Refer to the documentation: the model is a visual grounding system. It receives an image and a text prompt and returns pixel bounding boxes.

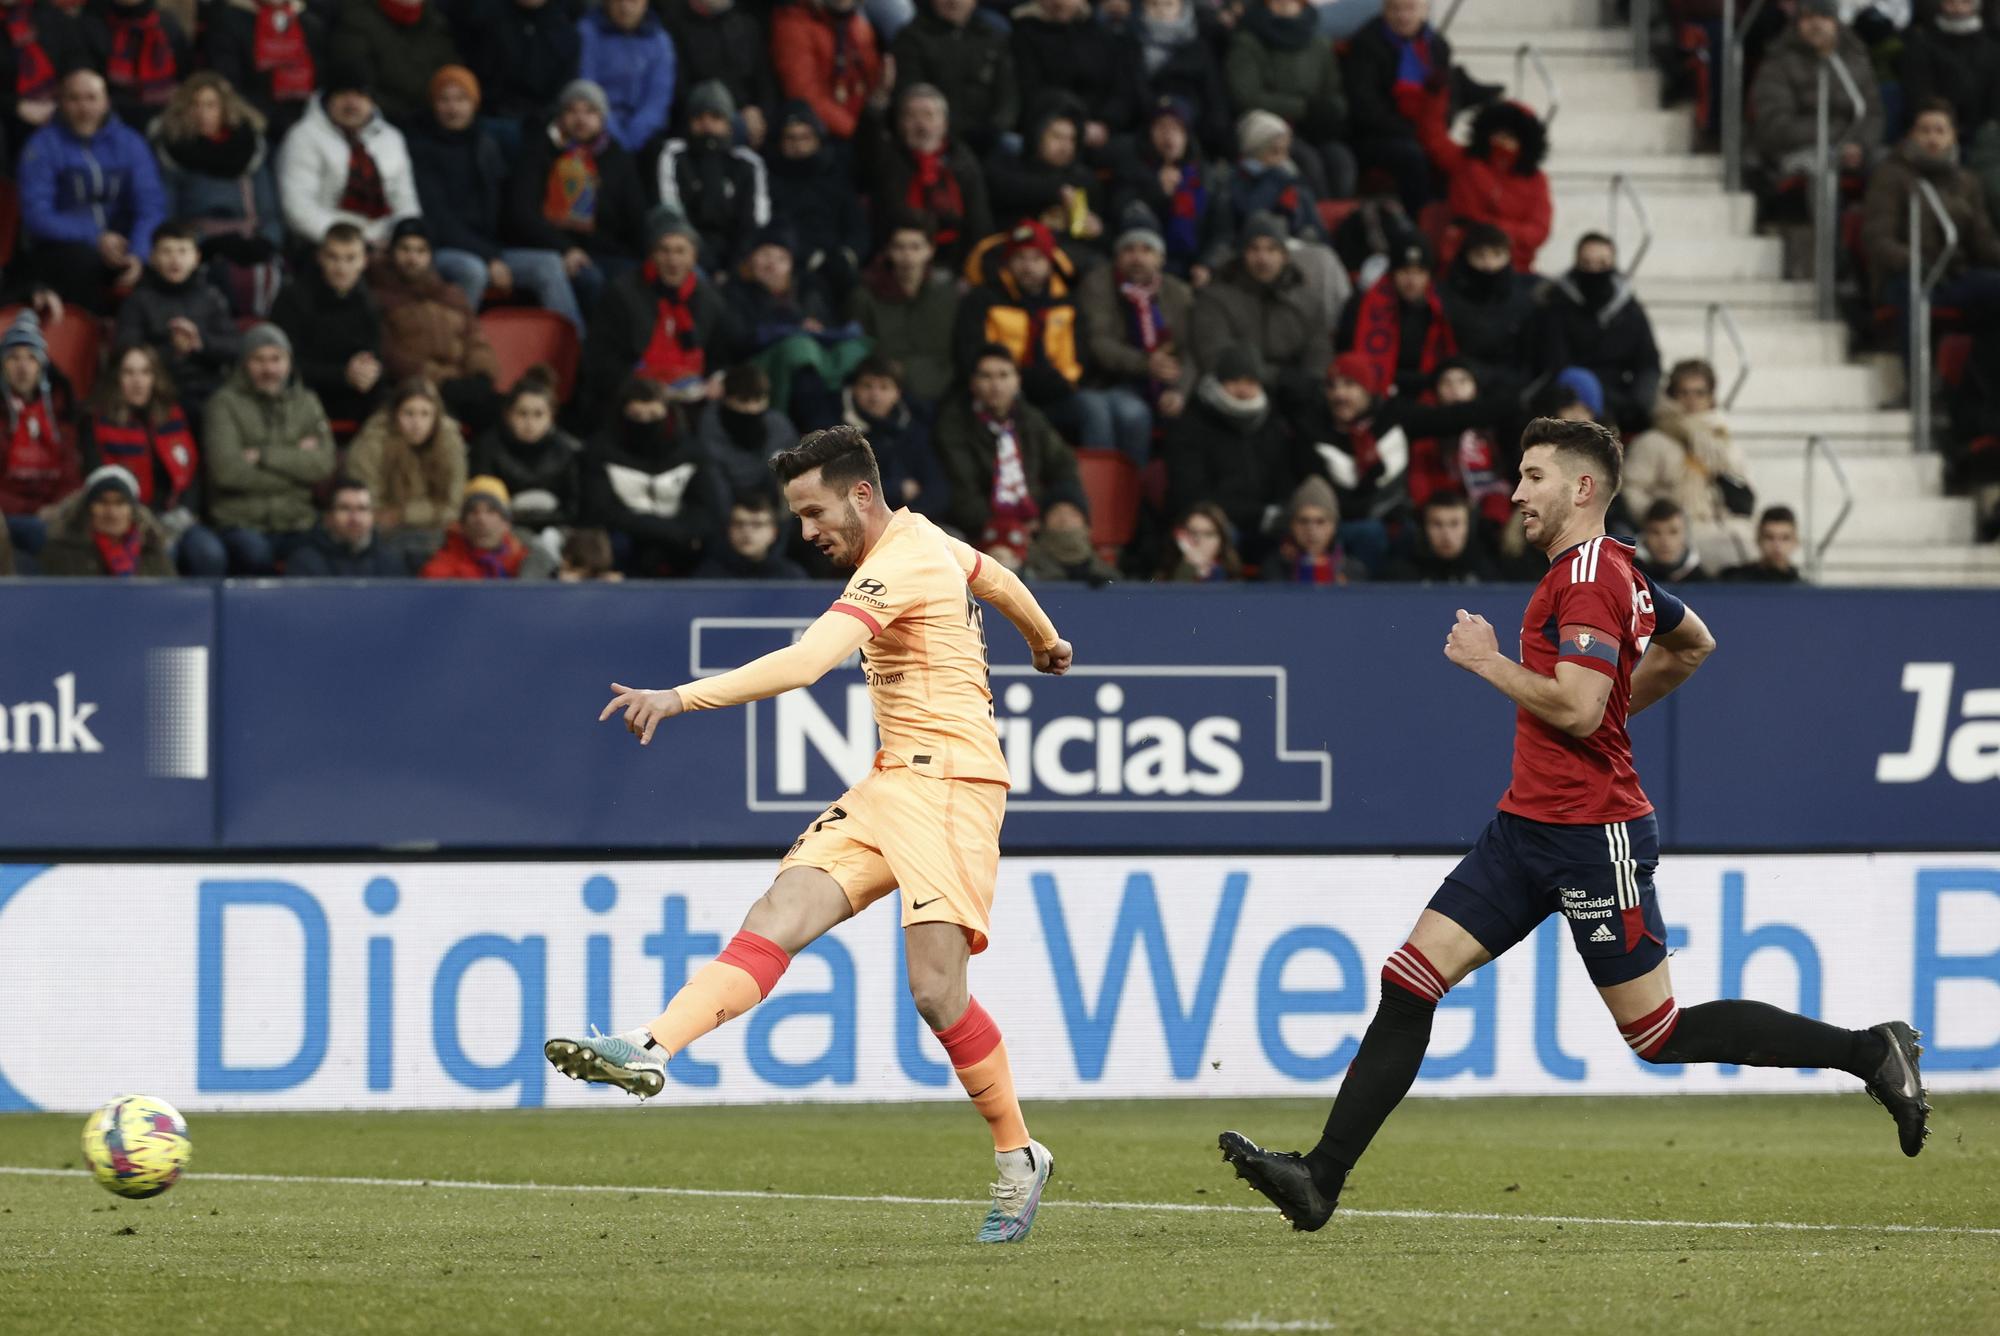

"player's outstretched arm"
[947,534,1072,674]
[1629,602,1716,716]
[600,610,873,745]
[1444,608,1615,738]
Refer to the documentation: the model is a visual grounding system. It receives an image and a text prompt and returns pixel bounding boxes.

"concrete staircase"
[1447,2,2000,586]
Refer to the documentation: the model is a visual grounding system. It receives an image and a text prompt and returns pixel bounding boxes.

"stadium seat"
[1076,448,1139,563]
[42,310,104,403]
[1317,198,1359,238]
[479,308,580,401]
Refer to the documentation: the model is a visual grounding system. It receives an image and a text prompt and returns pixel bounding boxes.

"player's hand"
[600,682,684,745]
[1444,609,1500,674]
[1034,639,1074,676]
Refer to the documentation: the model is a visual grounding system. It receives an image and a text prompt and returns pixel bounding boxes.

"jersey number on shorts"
[787,804,849,857]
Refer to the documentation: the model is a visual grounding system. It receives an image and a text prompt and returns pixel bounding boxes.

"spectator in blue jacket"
[18,69,169,315]
[409,66,585,330]
[577,0,676,156]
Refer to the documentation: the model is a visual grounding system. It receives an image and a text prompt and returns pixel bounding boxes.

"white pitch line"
[3,1167,1995,1239]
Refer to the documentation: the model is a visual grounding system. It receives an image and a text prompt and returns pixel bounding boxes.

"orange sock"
[646,931,790,1058]
[934,999,1029,1152]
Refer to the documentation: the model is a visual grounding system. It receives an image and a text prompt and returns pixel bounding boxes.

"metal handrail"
[1811,56,1867,320]
[1703,302,1751,409]
[1720,0,1771,194]
[1802,434,1853,581]
[1910,178,1960,457]
[1436,0,1466,35]
[1608,173,1653,280]
[1513,43,1561,128]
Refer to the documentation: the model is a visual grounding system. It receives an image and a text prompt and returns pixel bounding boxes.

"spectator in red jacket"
[1339,237,1456,399]
[1408,92,1551,272]
[770,0,885,143]
[0,310,81,561]
[420,474,559,578]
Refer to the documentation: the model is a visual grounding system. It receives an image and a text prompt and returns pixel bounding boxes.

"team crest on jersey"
[1575,633,1594,652]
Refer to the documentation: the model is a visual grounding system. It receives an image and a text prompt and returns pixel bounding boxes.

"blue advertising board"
[0,581,1992,851]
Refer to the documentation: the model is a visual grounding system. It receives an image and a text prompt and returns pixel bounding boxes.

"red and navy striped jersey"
[1498,534,1685,825]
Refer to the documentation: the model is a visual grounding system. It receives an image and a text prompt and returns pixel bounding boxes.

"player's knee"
[1380,942,1449,1006]
[906,964,968,1030]
[1619,998,1681,1063]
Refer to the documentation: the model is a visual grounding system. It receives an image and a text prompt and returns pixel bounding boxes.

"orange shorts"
[779,759,1008,953]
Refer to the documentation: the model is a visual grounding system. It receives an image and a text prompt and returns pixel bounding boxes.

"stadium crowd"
[11,0,1934,588]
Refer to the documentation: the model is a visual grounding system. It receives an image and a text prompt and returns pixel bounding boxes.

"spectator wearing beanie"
[1262,473,1366,584]
[889,0,1018,156]
[1076,204,1195,457]
[1407,94,1551,272]
[204,322,336,572]
[1009,0,1147,154]
[327,0,459,128]
[657,79,770,276]
[771,0,885,144]
[508,78,648,319]
[1231,107,1327,243]
[872,84,993,272]
[577,0,676,155]
[421,474,559,578]
[411,66,584,330]
[1188,211,1332,409]
[658,0,777,148]
[1338,236,1456,401]
[954,218,1102,446]
[0,310,83,557]
[581,207,733,420]
[468,0,580,151]
[38,464,177,576]
[1112,95,1236,282]
[766,100,869,306]
[1161,341,1296,563]
[277,63,421,248]
[849,208,961,406]
[203,0,324,143]
[85,0,194,133]
[18,69,169,314]
[1226,0,1356,200]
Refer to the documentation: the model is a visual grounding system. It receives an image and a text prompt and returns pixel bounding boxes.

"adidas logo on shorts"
[1589,923,1617,943]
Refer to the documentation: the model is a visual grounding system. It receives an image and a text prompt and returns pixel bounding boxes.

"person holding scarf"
[86,0,190,130]
[0,309,81,559]
[203,0,320,141]
[870,83,991,273]
[1113,95,1235,284]
[79,341,227,573]
[507,78,646,321]
[38,463,177,575]
[1338,236,1455,401]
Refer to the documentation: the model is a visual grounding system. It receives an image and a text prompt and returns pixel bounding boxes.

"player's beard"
[829,502,866,567]
[1525,494,1571,552]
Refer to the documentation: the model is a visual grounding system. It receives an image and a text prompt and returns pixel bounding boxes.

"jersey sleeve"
[1640,572,1688,638]
[1554,556,1630,679]
[943,530,1062,653]
[829,547,927,638]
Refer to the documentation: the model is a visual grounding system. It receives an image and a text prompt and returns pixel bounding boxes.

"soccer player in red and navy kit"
[1218,418,1931,1232]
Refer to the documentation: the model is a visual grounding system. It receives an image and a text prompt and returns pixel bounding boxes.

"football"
[81,1095,193,1200]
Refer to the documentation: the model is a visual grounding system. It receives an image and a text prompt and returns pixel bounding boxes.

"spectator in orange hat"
[421,475,559,579]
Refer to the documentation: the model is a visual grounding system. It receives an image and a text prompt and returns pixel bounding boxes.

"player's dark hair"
[1759,505,1798,530]
[1642,497,1685,525]
[771,424,883,493]
[1519,417,1623,499]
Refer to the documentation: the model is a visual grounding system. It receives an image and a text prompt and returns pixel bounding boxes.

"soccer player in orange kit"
[545,425,1075,1244]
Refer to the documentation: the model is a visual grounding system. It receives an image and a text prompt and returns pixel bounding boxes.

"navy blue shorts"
[1428,811,1668,987]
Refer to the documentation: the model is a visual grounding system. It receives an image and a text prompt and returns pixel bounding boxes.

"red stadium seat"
[479,307,580,401]
[1938,332,1972,388]
[43,310,104,402]
[1076,448,1139,563]
[1317,198,1359,238]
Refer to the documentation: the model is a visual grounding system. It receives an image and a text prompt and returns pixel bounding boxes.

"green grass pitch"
[3,1094,1997,1335]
